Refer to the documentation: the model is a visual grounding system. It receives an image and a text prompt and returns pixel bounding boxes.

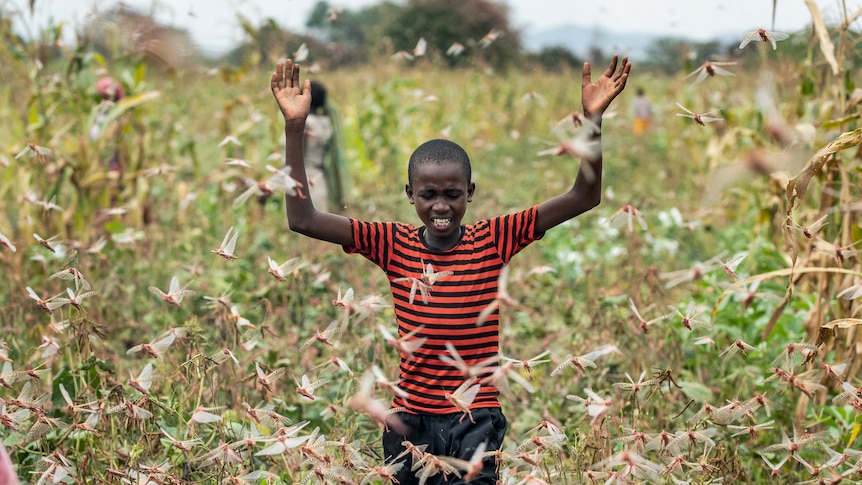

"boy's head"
[405,139,475,246]
[406,139,471,186]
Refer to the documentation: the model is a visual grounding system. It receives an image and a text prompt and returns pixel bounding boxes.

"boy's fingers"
[582,62,592,87]
[605,54,618,77]
[291,63,300,88]
[617,57,631,79]
[282,59,292,86]
[271,63,280,90]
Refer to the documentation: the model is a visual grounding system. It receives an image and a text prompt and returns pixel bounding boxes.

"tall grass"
[0,9,861,485]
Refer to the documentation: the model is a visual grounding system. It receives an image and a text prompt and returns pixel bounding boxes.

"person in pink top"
[96,76,125,102]
[0,443,20,485]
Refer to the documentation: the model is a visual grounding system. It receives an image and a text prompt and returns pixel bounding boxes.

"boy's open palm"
[581,54,631,118]
[271,60,311,129]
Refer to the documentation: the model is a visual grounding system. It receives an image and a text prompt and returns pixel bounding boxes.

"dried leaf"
[817,318,862,346]
[805,0,840,75]
[782,217,798,266]
[821,318,862,330]
[787,128,862,211]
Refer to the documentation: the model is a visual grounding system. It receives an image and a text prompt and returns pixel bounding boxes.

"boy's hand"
[271,59,311,130]
[581,54,631,119]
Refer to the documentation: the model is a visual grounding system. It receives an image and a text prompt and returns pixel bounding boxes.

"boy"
[271,55,630,484]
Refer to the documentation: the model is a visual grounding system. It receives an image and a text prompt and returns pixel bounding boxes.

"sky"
[3,0,851,56]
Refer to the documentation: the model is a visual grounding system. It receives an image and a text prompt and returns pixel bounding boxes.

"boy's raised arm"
[271,60,353,246]
[535,54,631,234]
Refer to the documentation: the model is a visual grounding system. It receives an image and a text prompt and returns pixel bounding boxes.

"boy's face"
[405,160,474,242]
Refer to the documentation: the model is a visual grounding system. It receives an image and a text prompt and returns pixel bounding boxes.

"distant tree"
[586,44,606,65]
[0,12,28,78]
[643,37,692,74]
[230,16,292,66]
[307,2,403,66]
[381,0,521,68]
[224,14,359,68]
[644,37,734,75]
[530,46,582,71]
[78,5,196,70]
[306,1,330,28]
[680,39,730,72]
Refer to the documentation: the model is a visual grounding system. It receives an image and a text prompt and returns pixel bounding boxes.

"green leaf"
[849,421,861,448]
[801,73,814,96]
[102,91,161,126]
[104,219,126,234]
[820,113,861,131]
[27,104,42,130]
[678,381,713,402]
[51,366,75,409]
[134,62,146,85]
[89,52,106,69]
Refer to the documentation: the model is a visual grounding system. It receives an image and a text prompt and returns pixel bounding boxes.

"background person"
[304,80,348,212]
[633,86,653,135]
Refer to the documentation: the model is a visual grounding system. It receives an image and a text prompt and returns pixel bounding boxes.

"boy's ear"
[467,182,475,202]
[405,183,415,204]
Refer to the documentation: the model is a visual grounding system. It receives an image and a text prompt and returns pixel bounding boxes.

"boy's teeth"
[432,218,451,226]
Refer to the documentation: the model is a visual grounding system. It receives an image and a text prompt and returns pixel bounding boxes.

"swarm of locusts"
[1,15,862,485]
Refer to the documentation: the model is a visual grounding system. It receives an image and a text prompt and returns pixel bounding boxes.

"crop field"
[0,8,861,485]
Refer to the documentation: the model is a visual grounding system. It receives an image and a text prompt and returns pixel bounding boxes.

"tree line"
[2,0,825,74]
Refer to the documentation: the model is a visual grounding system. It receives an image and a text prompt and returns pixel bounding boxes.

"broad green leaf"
[134,63,146,85]
[821,113,861,131]
[104,219,126,234]
[679,381,713,402]
[102,91,161,126]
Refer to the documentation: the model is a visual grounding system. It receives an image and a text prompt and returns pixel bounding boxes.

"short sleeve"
[489,206,544,264]
[342,219,394,269]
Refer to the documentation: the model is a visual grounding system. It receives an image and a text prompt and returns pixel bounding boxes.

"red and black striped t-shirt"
[343,206,544,414]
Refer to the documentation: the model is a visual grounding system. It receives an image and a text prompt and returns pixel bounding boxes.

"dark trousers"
[382,408,507,485]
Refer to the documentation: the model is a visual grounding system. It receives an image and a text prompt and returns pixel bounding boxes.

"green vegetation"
[0,3,861,484]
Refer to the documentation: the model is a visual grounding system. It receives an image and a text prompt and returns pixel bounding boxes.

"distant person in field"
[633,86,653,136]
[304,80,348,212]
[93,74,126,204]
[271,55,630,484]
[96,75,125,102]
